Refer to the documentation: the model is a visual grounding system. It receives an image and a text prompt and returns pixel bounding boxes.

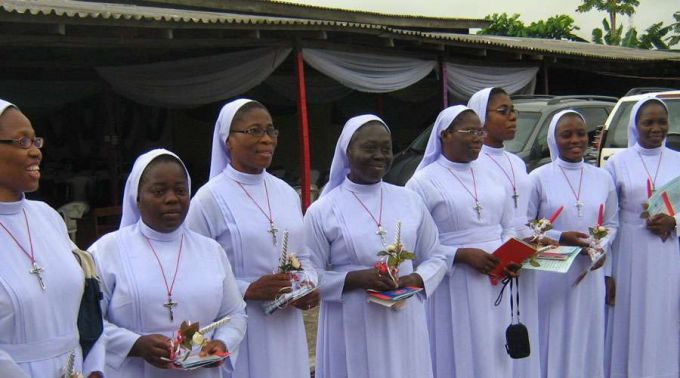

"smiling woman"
[185,99,318,378]
[0,99,105,377]
[406,105,518,378]
[527,109,619,378]
[304,114,447,378]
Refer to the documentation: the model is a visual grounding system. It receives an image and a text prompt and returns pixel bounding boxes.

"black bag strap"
[494,276,521,324]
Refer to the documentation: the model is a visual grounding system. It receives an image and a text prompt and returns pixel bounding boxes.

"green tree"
[668,11,680,46]
[478,13,586,42]
[478,13,527,37]
[577,0,640,45]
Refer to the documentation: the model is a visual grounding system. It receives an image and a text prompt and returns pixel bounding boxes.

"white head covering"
[627,96,670,148]
[415,105,474,172]
[320,114,389,197]
[120,148,190,228]
[467,87,494,126]
[546,109,586,162]
[209,98,258,179]
[0,98,16,117]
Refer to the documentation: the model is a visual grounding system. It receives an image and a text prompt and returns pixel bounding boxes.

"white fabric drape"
[302,48,436,93]
[446,63,538,99]
[96,48,291,108]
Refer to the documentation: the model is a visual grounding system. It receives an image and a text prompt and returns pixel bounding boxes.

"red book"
[488,238,537,285]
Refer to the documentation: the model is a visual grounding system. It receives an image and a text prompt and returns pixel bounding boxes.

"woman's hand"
[290,288,320,310]
[345,268,398,292]
[199,340,227,368]
[559,231,590,248]
[504,262,522,278]
[129,334,172,369]
[455,248,498,275]
[523,236,559,247]
[244,273,291,301]
[397,273,424,289]
[646,213,676,241]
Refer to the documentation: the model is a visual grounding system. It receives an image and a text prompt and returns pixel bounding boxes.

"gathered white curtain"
[302,48,437,93]
[446,62,539,99]
[96,47,292,107]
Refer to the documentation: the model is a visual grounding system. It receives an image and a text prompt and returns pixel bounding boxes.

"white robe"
[89,221,247,378]
[0,198,105,378]
[407,155,516,378]
[304,178,446,378]
[527,158,618,378]
[604,144,680,378]
[478,144,540,378]
[185,165,312,378]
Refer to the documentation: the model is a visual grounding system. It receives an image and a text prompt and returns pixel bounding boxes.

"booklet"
[647,176,680,216]
[366,286,422,309]
[164,352,229,371]
[489,238,537,285]
[522,246,581,273]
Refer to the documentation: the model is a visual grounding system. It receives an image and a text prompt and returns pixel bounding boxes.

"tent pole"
[295,49,312,212]
[440,58,448,109]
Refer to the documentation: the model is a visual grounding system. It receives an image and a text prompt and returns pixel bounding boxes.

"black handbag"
[495,276,531,359]
[72,248,104,359]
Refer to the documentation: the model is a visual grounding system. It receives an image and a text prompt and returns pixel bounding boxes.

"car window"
[505,111,541,154]
[604,98,680,148]
[572,106,610,132]
[411,125,433,152]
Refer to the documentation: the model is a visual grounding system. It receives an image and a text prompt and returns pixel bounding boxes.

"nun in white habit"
[527,110,618,378]
[0,99,104,378]
[406,105,516,378]
[468,87,540,378]
[304,114,447,378]
[89,149,247,377]
[604,96,679,378]
[185,99,317,378]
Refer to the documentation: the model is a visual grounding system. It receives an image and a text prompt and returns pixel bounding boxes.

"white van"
[598,90,680,166]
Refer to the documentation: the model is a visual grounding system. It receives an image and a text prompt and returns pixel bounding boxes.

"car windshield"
[604,97,680,148]
[505,111,541,153]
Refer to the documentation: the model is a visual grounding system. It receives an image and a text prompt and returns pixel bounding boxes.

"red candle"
[662,192,675,217]
[647,178,653,199]
[597,203,604,226]
[549,206,564,223]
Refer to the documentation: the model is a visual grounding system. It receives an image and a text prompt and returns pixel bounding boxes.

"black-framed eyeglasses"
[452,129,487,137]
[488,106,516,116]
[0,136,44,149]
[230,127,279,138]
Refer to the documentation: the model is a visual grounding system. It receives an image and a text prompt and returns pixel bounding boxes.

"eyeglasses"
[230,127,279,138]
[0,136,44,149]
[488,106,516,116]
[452,129,487,137]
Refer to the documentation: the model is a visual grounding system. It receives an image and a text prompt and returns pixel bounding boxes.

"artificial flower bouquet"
[369,221,417,309]
[574,204,609,285]
[527,206,564,266]
[164,317,232,370]
[263,231,317,315]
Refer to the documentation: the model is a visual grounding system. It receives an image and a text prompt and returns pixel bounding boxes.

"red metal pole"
[440,58,449,109]
[295,50,312,211]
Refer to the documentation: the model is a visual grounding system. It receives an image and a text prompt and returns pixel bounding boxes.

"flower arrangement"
[277,231,302,273]
[574,204,609,286]
[375,221,416,286]
[527,206,564,266]
[169,316,231,363]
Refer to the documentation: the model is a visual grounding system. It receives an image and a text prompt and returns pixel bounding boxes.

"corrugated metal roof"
[405,31,680,62]
[0,0,381,29]
[2,0,679,63]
